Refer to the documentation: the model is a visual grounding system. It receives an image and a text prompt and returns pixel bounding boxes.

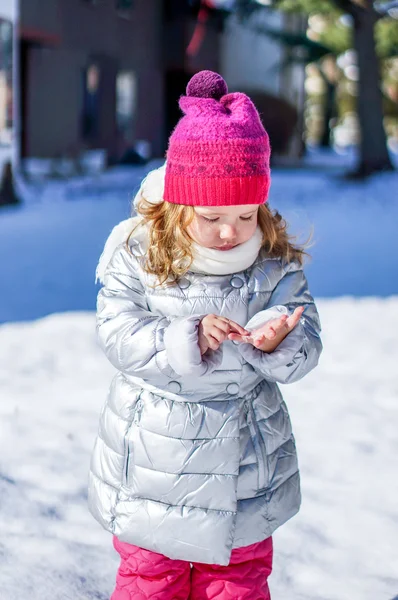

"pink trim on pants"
[111,535,273,600]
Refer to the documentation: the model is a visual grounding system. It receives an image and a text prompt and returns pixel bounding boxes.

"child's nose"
[220,224,237,239]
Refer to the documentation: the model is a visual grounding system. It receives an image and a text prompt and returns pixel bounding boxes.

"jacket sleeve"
[238,264,322,384]
[96,245,222,380]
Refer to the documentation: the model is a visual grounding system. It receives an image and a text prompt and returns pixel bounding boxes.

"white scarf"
[95,164,263,284]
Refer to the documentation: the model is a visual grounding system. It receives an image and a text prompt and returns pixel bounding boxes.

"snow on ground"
[0,300,397,600]
[0,156,397,323]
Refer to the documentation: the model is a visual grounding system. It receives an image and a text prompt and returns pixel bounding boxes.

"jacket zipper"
[123,394,143,487]
[244,399,268,490]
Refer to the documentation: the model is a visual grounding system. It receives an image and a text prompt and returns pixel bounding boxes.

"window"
[116,71,137,142]
[81,63,101,141]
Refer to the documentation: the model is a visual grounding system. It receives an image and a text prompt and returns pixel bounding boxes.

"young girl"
[89,70,322,600]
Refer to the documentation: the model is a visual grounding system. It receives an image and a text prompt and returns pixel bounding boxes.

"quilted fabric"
[88,234,322,565]
[111,537,190,600]
[111,536,273,600]
[190,537,273,600]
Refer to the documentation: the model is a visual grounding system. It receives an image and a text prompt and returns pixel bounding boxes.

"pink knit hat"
[164,70,271,207]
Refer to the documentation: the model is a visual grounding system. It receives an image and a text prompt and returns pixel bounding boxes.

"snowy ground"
[1,154,398,599]
[1,300,398,600]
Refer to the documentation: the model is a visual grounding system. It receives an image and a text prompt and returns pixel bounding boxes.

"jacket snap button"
[230,277,243,289]
[226,382,239,395]
[179,278,190,289]
[168,381,182,394]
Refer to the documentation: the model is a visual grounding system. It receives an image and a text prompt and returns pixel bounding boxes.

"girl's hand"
[228,306,305,353]
[199,314,249,355]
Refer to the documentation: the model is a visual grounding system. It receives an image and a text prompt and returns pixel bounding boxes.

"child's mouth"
[214,244,238,251]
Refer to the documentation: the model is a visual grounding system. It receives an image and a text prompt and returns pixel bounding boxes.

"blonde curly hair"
[127,197,309,286]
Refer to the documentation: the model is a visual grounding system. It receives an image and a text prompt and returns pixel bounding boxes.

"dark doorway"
[81,55,118,154]
[81,63,101,143]
[164,69,192,152]
[19,40,31,158]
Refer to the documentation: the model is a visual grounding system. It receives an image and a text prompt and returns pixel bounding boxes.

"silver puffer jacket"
[88,233,322,566]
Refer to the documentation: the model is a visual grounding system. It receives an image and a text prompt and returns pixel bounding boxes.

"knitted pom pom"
[186,70,228,100]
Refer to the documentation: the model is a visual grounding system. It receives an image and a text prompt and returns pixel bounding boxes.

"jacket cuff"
[164,315,223,377]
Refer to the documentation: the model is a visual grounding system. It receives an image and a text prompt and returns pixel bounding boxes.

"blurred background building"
[0,0,396,180]
[0,0,309,176]
[19,0,164,162]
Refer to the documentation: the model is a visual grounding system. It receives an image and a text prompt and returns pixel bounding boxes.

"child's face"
[187,204,259,250]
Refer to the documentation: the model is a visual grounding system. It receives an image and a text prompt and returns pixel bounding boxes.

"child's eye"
[201,215,254,223]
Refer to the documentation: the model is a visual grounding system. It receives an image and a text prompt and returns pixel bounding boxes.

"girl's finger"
[226,320,249,336]
[207,334,220,350]
[253,334,265,348]
[210,326,228,343]
[286,307,305,329]
[256,316,287,340]
[217,316,248,336]
[286,315,300,329]
[213,319,231,334]
[263,315,288,337]
[227,332,244,342]
[274,314,289,330]
[228,332,255,344]
[265,327,276,339]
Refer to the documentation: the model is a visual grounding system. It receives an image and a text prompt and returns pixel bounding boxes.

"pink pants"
[111,535,273,600]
